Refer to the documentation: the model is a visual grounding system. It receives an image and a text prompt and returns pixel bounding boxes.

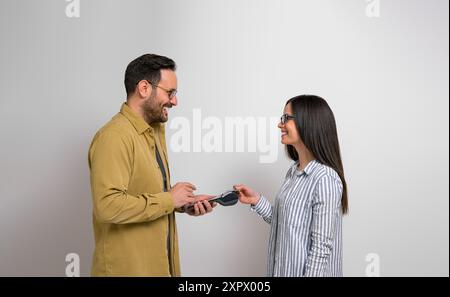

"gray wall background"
[0,0,448,276]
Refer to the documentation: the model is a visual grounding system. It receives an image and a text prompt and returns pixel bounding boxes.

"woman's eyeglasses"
[280,114,295,125]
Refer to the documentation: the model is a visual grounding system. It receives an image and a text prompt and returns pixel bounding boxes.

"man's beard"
[143,96,170,124]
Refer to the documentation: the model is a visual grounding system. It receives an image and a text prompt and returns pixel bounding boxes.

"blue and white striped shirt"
[252,160,343,277]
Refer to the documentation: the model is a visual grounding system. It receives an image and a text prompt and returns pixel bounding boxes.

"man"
[88,54,215,276]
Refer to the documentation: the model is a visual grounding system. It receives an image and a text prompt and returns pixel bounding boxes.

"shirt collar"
[294,159,320,176]
[120,102,151,134]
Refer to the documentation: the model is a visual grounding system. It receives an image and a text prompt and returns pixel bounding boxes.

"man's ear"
[136,80,153,99]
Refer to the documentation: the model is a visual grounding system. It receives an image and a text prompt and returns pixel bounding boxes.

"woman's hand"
[233,184,261,206]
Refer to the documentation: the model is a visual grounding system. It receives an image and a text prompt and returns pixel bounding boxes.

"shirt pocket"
[282,191,312,228]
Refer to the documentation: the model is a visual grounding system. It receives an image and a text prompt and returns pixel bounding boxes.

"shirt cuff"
[159,192,175,215]
[251,195,270,214]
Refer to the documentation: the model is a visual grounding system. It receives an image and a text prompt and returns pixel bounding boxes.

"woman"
[234,95,348,277]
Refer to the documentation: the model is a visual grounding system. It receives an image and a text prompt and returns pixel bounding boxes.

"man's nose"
[170,96,178,106]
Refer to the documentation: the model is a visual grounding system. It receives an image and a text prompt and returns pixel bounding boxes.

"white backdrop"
[0,0,448,276]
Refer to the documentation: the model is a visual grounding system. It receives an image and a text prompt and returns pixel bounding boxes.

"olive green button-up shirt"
[88,103,181,276]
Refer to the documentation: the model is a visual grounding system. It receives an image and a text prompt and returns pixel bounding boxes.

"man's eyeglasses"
[280,114,295,125]
[145,80,177,99]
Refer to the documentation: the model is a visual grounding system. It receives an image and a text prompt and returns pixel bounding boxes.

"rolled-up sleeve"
[89,130,174,224]
[304,175,343,277]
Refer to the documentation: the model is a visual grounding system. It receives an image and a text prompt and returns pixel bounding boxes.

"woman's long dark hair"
[285,95,348,214]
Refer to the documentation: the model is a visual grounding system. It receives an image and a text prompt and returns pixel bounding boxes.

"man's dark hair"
[124,54,176,97]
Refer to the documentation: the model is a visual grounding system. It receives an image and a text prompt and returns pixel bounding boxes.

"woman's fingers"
[234,184,247,193]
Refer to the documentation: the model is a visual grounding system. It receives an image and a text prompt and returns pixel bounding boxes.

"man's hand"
[185,194,217,216]
[169,182,197,208]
